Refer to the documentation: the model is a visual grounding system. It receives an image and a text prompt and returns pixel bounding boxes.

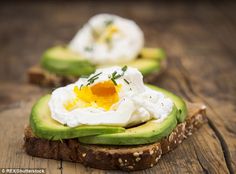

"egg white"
[68,14,144,65]
[49,67,173,127]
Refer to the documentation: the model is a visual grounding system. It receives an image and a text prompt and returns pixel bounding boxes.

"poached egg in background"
[49,66,173,127]
[68,14,144,65]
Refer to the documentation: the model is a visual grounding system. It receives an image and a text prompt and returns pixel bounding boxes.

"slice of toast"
[24,102,207,171]
[27,60,167,87]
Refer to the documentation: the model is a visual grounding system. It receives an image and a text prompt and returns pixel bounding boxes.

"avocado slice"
[30,95,125,140]
[139,48,166,61]
[79,85,187,145]
[79,106,178,145]
[125,59,161,76]
[41,47,96,76]
[41,46,166,77]
[98,59,161,76]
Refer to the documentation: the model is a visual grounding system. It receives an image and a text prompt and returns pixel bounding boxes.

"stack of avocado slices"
[41,46,166,78]
[30,85,187,145]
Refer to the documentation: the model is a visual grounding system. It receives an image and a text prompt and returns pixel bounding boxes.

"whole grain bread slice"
[24,102,207,171]
[27,60,167,87]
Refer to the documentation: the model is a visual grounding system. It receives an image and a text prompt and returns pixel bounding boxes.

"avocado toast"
[28,47,166,87]
[24,66,207,171]
[28,14,167,87]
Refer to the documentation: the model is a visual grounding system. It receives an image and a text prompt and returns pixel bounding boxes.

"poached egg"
[49,66,173,127]
[68,14,144,65]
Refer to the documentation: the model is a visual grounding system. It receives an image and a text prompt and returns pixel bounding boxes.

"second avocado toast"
[24,66,207,171]
[28,14,167,87]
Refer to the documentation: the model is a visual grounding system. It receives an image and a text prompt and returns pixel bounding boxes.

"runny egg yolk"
[64,80,122,111]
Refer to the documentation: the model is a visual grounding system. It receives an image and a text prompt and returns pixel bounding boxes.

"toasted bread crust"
[27,65,77,87]
[27,60,167,87]
[24,102,206,171]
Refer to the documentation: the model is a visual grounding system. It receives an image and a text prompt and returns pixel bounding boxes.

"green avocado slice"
[123,59,161,76]
[139,48,166,61]
[30,85,187,144]
[78,85,187,145]
[30,95,125,140]
[41,47,96,76]
[40,46,166,77]
[79,106,178,145]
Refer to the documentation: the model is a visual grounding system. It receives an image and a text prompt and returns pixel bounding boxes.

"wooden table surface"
[0,1,235,174]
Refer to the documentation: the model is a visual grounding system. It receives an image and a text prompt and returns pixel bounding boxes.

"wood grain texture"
[0,1,235,174]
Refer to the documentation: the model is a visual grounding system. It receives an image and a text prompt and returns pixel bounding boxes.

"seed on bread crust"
[118,158,123,163]
[128,166,134,169]
[168,133,174,142]
[149,150,154,155]
[133,151,143,157]
[155,155,161,162]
